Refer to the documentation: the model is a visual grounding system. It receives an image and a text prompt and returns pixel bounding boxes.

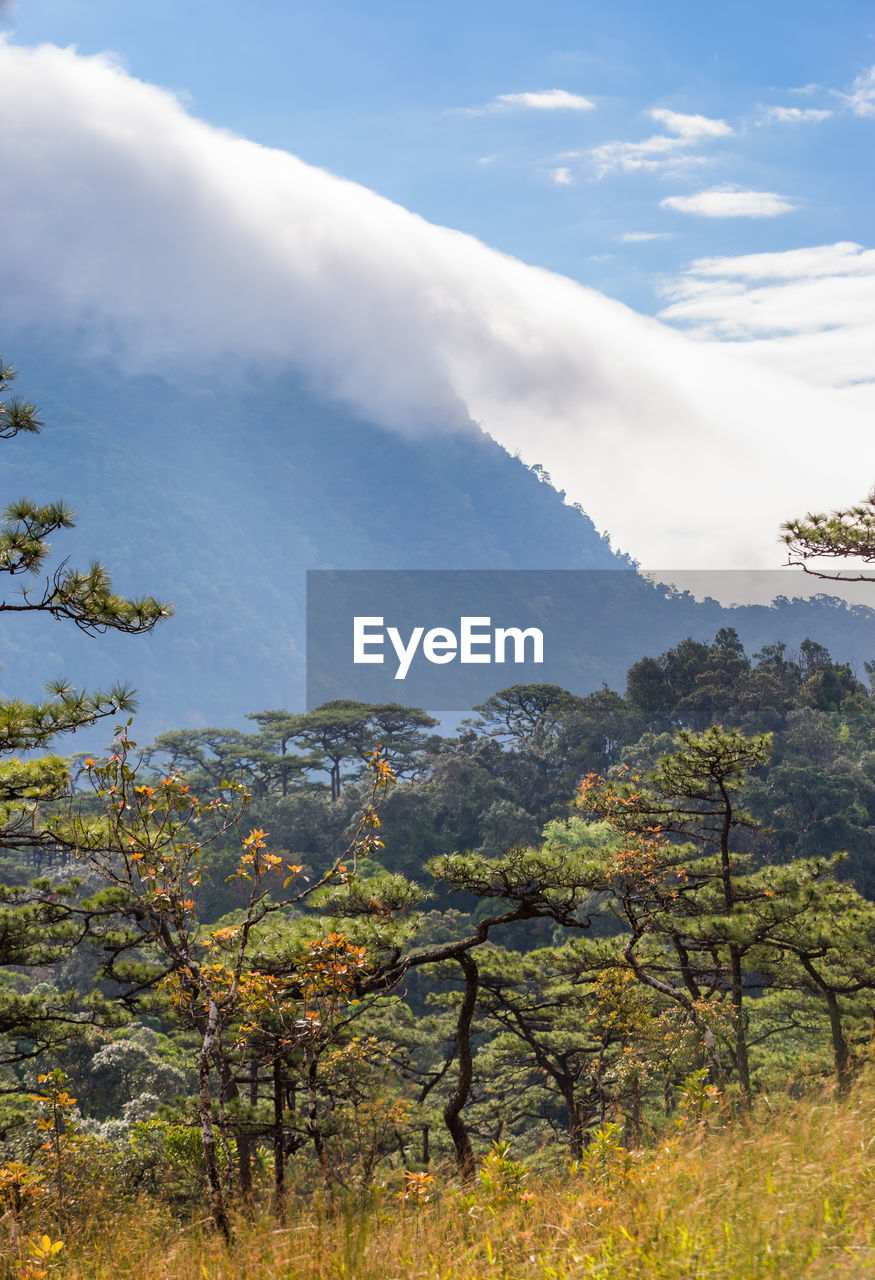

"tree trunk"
[718,787,751,1111]
[273,1054,285,1212]
[238,1134,252,1201]
[198,997,231,1242]
[558,1078,584,1160]
[443,951,478,1180]
[826,988,850,1092]
[306,1053,331,1193]
[729,942,751,1108]
[238,1054,260,1202]
[626,1072,642,1143]
[214,1048,239,1197]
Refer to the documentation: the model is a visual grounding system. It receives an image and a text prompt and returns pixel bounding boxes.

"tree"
[625,631,751,734]
[294,817,616,1178]
[144,727,316,801]
[751,870,875,1090]
[460,684,613,828]
[243,710,322,797]
[0,354,171,853]
[67,730,396,1235]
[0,352,171,1080]
[0,883,123,1073]
[782,488,875,581]
[0,359,168,636]
[578,727,775,1104]
[464,684,586,751]
[472,944,618,1158]
[255,701,437,801]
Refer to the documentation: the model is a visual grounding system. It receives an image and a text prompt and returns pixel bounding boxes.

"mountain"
[0,337,626,737]
[3,338,875,743]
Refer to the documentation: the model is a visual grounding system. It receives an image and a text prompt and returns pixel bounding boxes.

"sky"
[5,0,873,307]
[0,1,873,572]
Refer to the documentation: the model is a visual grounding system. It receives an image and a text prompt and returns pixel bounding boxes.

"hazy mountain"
[3,337,874,744]
[1,338,626,737]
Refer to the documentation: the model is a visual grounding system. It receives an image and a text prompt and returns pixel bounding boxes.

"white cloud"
[459,88,595,115]
[834,64,875,117]
[678,242,875,281]
[661,185,795,218]
[619,231,673,242]
[758,105,833,124]
[0,42,872,572]
[649,108,733,139]
[660,242,875,390]
[592,108,731,177]
[591,134,708,177]
[547,166,573,185]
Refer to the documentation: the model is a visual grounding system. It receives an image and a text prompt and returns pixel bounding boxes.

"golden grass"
[17,1079,875,1280]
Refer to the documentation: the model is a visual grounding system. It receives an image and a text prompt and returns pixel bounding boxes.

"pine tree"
[0,354,171,852]
[0,352,172,1080]
[782,488,875,582]
[578,727,774,1104]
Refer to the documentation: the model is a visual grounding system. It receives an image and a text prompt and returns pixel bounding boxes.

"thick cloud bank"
[1,41,872,569]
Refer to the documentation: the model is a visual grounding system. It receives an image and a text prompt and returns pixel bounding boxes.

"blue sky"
[5,0,874,312]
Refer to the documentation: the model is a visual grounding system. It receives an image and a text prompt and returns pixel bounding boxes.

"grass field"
[12,1069,870,1280]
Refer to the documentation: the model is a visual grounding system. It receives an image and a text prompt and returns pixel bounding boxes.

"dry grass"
[14,1079,875,1280]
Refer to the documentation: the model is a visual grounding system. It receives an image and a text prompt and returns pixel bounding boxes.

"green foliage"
[0,359,42,440]
[243,701,438,802]
[783,488,875,581]
[0,353,172,869]
[477,1138,529,1200]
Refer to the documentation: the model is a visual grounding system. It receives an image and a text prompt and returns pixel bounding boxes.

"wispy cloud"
[660,242,875,391]
[619,231,673,242]
[591,108,731,176]
[649,108,733,140]
[592,136,707,176]
[547,166,574,186]
[661,185,794,218]
[758,66,875,124]
[757,105,833,124]
[834,64,875,117]
[686,242,875,280]
[457,88,595,116]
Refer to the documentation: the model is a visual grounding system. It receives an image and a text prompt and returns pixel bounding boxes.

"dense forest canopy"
[3,632,875,1235]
